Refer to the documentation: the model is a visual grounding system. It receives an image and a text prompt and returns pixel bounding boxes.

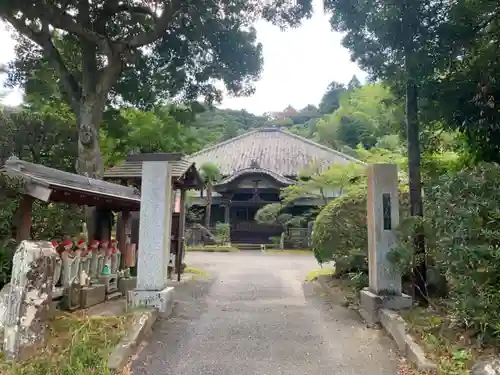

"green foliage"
[281,162,365,206]
[315,83,404,149]
[318,81,346,114]
[199,162,221,183]
[312,184,409,272]
[255,203,292,229]
[215,222,230,245]
[390,163,500,342]
[312,186,367,266]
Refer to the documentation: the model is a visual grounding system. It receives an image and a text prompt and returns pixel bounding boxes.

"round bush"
[312,185,409,273]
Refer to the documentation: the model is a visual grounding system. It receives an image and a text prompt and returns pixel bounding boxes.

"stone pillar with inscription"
[127,153,177,318]
[359,164,412,326]
[3,241,57,361]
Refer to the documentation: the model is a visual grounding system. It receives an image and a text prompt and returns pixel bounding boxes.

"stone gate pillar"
[128,153,178,317]
[359,164,412,326]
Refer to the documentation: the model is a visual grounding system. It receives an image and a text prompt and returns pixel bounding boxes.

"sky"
[0,1,366,115]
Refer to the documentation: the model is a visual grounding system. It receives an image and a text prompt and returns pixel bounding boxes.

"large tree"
[1,0,313,178]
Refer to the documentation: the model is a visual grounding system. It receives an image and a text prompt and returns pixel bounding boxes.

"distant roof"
[103,153,204,189]
[189,128,363,177]
[1,157,140,210]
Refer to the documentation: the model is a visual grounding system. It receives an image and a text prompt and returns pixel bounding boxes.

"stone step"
[233,243,269,251]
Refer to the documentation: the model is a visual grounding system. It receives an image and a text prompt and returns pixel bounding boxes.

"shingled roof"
[189,128,362,177]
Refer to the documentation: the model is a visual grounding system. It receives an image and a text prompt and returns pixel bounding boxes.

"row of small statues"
[51,239,124,291]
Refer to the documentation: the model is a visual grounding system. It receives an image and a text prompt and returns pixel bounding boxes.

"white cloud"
[0,1,366,114]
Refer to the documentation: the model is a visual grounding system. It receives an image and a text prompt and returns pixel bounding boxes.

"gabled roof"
[189,128,362,177]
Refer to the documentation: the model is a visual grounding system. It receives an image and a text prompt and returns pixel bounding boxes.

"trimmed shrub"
[312,184,409,274]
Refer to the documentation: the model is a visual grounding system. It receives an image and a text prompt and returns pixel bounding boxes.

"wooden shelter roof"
[189,128,363,177]
[1,157,141,210]
[103,153,204,189]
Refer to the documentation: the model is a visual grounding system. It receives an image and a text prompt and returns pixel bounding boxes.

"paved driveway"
[131,251,400,375]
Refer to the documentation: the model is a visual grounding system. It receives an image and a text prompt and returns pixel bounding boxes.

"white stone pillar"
[136,160,172,290]
[128,153,183,317]
[367,163,401,294]
[360,164,411,326]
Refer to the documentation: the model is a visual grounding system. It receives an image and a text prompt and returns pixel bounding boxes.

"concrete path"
[131,251,400,375]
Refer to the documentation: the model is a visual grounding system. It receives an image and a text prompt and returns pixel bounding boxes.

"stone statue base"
[359,288,412,326]
[100,274,118,293]
[62,283,81,311]
[80,284,106,309]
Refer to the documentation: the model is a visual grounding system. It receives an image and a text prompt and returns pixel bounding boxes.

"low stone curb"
[315,276,437,373]
[379,309,437,373]
[108,308,158,373]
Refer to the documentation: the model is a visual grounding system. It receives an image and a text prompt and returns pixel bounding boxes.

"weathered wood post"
[127,154,176,317]
[359,164,412,326]
[16,195,34,242]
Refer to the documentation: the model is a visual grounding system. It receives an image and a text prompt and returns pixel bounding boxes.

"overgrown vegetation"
[0,313,130,375]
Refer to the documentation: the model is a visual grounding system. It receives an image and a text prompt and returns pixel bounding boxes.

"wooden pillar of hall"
[16,195,34,243]
[224,202,231,243]
[176,189,187,282]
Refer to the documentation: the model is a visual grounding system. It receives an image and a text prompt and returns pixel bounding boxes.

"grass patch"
[305,267,336,282]
[264,249,313,255]
[184,266,210,279]
[0,312,132,375]
[400,306,495,375]
[186,245,240,252]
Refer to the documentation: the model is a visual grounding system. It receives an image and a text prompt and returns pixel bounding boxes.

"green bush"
[390,163,500,343]
[312,186,367,266]
[312,184,409,274]
[214,222,230,245]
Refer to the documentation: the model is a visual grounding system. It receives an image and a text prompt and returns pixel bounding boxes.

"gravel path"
[131,251,400,375]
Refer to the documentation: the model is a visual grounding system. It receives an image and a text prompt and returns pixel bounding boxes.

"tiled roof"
[189,128,363,177]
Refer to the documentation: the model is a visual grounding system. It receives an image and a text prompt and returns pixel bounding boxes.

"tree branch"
[3,14,82,112]
[78,0,98,95]
[126,0,182,47]
[40,3,112,54]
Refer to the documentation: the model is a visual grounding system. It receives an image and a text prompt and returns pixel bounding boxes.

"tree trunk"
[75,97,106,241]
[204,182,212,229]
[406,77,427,304]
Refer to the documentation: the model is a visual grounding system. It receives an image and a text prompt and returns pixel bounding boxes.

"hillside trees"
[315,83,403,149]
[1,0,314,179]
